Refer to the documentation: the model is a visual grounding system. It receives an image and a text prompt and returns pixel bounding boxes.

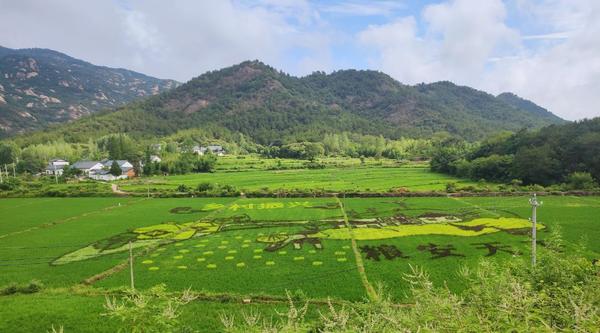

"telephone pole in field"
[529,193,542,267]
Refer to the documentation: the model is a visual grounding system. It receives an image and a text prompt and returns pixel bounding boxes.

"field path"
[111,184,128,195]
[334,196,379,302]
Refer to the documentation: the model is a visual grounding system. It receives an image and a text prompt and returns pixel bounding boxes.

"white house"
[207,145,226,156]
[86,160,135,181]
[45,159,70,176]
[100,160,133,170]
[149,155,162,163]
[192,145,226,156]
[71,160,103,175]
[191,145,205,155]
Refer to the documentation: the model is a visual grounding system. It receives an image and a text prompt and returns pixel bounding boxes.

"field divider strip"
[448,196,501,217]
[334,196,379,302]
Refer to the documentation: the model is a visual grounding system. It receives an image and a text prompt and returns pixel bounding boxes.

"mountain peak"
[497,92,562,122]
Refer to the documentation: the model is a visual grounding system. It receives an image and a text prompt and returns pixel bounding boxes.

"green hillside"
[9,60,564,145]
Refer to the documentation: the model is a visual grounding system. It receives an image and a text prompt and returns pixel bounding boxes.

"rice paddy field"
[1,195,599,331]
[120,159,487,193]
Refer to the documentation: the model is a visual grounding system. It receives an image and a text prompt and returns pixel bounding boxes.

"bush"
[445,182,457,193]
[0,283,18,296]
[196,182,214,192]
[566,172,597,190]
[303,161,325,169]
[0,280,44,295]
[176,184,190,192]
[21,280,44,294]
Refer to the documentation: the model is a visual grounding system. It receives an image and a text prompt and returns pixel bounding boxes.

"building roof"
[72,161,102,169]
[101,160,131,167]
[45,163,67,171]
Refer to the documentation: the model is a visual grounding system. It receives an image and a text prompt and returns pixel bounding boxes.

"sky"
[1,0,599,120]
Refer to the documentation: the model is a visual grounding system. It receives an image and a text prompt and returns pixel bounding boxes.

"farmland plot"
[1,196,598,302]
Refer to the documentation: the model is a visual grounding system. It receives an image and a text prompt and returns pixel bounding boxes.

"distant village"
[44,144,225,181]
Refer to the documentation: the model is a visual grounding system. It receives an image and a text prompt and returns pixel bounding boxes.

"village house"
[192,145,226,156]
[71,160,103,175]
[150,143,162,152]
[45,159,70,176]
[88,160,135,181]
[149,155,162,163]
[70,160,135,181]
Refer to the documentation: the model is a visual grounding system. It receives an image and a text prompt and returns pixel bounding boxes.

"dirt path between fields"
[111,184,128,195]
[334,196,379,302]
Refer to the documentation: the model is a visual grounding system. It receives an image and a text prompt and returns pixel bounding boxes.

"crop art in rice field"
[51,200,544,265]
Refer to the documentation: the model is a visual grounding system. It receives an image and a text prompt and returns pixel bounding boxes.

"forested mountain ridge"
[0,46,180,136]
[496,92,561,121]
[9,60,564,145]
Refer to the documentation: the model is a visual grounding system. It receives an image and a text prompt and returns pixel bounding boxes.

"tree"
[512,146,561,186]
[468,154,514,182]
[109,161,122,177]
[195,153,217,173]
[98,134,138,160]
[566,172,597,190]
[16,149,45,173]
[304,142,324,161]
[0,142,19,165]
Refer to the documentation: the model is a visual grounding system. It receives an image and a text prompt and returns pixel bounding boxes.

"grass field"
[120,159,488,193]
[1,195,598,331]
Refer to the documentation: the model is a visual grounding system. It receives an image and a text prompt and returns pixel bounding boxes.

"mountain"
[10,60,564,144]
[496,92,562,121]
[0,46,180,136]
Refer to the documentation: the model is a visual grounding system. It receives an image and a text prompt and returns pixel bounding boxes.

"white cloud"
[1,0,599,120]
[357,0,600,120]
[0,0,332,81]
[358,17,437,84]
[320,1,405,16]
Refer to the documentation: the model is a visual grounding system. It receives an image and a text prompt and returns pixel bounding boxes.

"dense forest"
[430,118,600,188]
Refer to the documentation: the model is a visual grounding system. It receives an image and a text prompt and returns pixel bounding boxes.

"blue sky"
[1,0,599,120]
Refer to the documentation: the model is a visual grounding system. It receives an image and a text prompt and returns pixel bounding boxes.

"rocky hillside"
[0,46,179,136]
[12,60,565,144]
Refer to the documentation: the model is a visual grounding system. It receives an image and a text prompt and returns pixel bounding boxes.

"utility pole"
[129,241,135,290]
[529,193,542,267]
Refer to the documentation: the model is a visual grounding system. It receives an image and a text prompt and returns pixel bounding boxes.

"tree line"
[430,118,600,189]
